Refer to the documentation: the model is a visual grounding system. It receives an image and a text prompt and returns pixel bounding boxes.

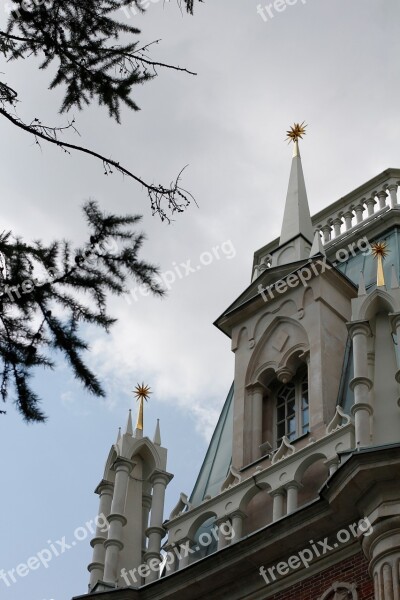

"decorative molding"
[221,466,242,492]
[169,493,192,519]
[326,406,352,434]
[318,581,358,600]
[271,436,296,464]
[272,330,289,352]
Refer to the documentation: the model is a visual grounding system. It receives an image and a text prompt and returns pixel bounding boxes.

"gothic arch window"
[275,367,309,446]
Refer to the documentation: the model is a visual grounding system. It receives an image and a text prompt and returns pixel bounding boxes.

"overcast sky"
[1,1,400,599]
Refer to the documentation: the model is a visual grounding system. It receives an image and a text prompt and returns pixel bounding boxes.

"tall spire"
[153,419,161,446]
[125,409,133,436]
[280,123,313,245]
[372,242,389,287]
[133,383,152,437]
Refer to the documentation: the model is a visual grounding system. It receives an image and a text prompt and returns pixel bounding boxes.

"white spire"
[310,230,325,257]
[116,427,121,444]
[153,419,161,446]
[280,143,313,245]
[358,271,367,297]
[125,409,133,436]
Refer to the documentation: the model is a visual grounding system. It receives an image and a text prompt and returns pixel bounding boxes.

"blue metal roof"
[190,383,233,506]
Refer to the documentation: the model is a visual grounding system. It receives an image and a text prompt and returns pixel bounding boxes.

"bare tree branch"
[0,107,196,222]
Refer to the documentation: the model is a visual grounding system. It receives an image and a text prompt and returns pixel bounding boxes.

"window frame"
[274,368,309,447]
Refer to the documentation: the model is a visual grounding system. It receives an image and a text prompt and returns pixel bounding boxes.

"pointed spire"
[280,123,313,246]
[125,409,133,436]
[133,383,152,435]
[153,419,161,446]
[391,264,399,289]
[116,426,122,443]
[377,258,385,287]
[371,242,389,288]
[358,271,366,296]
[310,230,325,257]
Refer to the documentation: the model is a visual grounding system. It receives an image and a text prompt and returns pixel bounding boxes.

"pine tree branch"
[0,200,166,421]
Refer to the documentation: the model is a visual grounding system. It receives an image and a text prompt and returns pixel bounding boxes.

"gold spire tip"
[371,241,389,260]
[285,121,307,144]
[133,383,152,402]
[371,241,388,287]
[133,383,152,431]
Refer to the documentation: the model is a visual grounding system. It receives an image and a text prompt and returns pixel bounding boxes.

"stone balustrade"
[314,178,398,244]
[253,169,400,275]
[164,421,355,563]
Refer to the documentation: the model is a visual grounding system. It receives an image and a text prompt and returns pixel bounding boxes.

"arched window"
[276,368,309,446]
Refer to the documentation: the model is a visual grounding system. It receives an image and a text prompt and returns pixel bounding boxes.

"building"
[74,128,400,600]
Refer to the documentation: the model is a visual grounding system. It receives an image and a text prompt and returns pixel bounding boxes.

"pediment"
[215,256,356,337]
[214,259,309,335]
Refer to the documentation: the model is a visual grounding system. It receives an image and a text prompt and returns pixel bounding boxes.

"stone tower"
[76,131,400,600]
[87,402,172,592]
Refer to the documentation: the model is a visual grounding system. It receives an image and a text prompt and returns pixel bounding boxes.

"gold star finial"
[133,383,151,431]
[286,121,307,144]
[371,241,389,287]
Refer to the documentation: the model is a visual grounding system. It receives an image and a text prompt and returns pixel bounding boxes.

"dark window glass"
[276,368,309,445]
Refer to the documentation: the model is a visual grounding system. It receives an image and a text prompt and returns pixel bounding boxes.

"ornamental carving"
[318,581,358,600]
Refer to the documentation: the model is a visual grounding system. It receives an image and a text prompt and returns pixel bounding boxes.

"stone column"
[348,321,373,448]
[103,458,134,585]
[321,225,332,243]
[178,538,195,570]
[353,203,365,224]
[163,544,179,575]
[251,385,264,462]
[230,511,246,543]
[389,314,400,386]
[286,482,301,514]
[271,489,285,521]
[362,516,400,600]
[343,210,354,230]
[88,480,114,590]
[142,491,152,553]
[388,184,398,208]
[365,196,376,217]
[377,190,388,210]
[216,518,230,550]
[332,218,343,238]
[145,470,173,583]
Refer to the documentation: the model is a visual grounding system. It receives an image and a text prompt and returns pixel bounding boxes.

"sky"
[1,1,400,599]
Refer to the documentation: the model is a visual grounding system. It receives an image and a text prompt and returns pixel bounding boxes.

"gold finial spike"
[371,242,389,287]
[286,122,307,157]
[133,383,152,431]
